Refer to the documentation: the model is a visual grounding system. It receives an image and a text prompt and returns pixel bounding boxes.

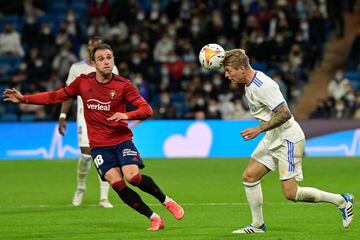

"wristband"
[59,113,67,119]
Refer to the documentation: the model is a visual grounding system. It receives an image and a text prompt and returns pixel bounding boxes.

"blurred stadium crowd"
[0,0,359,121]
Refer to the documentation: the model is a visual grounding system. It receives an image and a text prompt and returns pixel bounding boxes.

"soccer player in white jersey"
[223,49,354,234]
[58,37,119,208]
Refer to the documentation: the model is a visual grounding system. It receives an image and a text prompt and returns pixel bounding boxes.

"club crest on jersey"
[109,90,116,99]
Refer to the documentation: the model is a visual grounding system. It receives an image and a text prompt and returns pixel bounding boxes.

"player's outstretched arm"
[4,87,73,105]
[2,88,24,103]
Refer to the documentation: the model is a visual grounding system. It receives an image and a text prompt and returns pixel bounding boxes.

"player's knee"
[128,173,143,186]
[111,180,126,192]
[78,154,92,173]
[282,187,297,201]
[242,171,258,183]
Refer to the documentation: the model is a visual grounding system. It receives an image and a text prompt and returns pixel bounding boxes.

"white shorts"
[77,97,89,147]
[251,138,305,181]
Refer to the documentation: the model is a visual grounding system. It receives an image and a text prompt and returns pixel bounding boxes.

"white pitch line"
[1,202,357,209]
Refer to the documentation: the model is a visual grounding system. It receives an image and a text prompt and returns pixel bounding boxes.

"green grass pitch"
[0,157,359,240]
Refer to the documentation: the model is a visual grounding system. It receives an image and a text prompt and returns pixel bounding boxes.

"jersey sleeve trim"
[272,101,285,112]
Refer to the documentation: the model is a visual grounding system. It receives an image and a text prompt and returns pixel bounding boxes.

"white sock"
[162,196,172,205]
[150,212,160,219]
[77,154,92,190]
[243,181,264,227]
[99,175,110,200]
[295,187,346,207]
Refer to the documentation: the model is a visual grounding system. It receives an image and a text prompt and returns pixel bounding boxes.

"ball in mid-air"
[199,43,225,70]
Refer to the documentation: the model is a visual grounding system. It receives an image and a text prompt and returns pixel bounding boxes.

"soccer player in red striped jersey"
[3,43,184,231]
[59,37,118,209]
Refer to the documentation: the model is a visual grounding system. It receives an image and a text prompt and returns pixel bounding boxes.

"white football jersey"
[245,71,305,148]
[66,60,119,146]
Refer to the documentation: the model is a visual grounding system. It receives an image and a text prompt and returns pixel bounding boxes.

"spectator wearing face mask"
[153,91,178,119]
[0,23,25,57]
[206,98,222,119]
[328,69,350,100]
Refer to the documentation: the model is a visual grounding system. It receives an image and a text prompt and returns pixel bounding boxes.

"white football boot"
[98,199,114,208]
[232,224,267,234]
[72,189,85,206]
[339,193,354,228]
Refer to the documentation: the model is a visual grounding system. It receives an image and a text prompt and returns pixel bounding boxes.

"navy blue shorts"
[90,140,145,180]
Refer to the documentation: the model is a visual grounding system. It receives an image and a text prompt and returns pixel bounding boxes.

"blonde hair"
[223,49,250,69]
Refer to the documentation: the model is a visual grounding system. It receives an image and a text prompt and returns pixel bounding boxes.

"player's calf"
[129,174,166,202]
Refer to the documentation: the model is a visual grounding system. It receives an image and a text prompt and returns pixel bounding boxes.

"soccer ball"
[199,43,225,70]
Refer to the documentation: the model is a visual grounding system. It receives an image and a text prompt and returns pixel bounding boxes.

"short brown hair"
[223,49,250,69]
[90,43,113,61]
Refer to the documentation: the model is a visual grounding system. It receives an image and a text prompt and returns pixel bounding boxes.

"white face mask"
[137,12,145,21]
[42,27,51,35]
[133,76,143,85]
[161,66,169,75]
[218,37,227,46]
[160,95,170,104]
[67,14,76,22]
[335,73,343,81]
[19,62,27,71]
[275,35,283,43]
[300,21,309,30]
[346,94,355,102]
[183,66,191,76]
[132,57,141,65]
[213,77,222,86]
[191,25,200,34]
[26,17,35,24]
[168,28,176,36]
[35,59,43,67]
[231,3,239,11]
[196,98,205,106]
[208,105,217,112]
[256,36,264,44]
[203,83,212,92]
[160,16,168,25]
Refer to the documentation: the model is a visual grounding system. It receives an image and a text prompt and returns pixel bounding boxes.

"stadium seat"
[36,14,66,33]
[0,113,18,122]
[346,71,360,89]
[252,62,268,72]
[20,113,38,122]
[48,2,68,14]
[346,71,360,81]
[69,2,87,12]
[0,56,23,78]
